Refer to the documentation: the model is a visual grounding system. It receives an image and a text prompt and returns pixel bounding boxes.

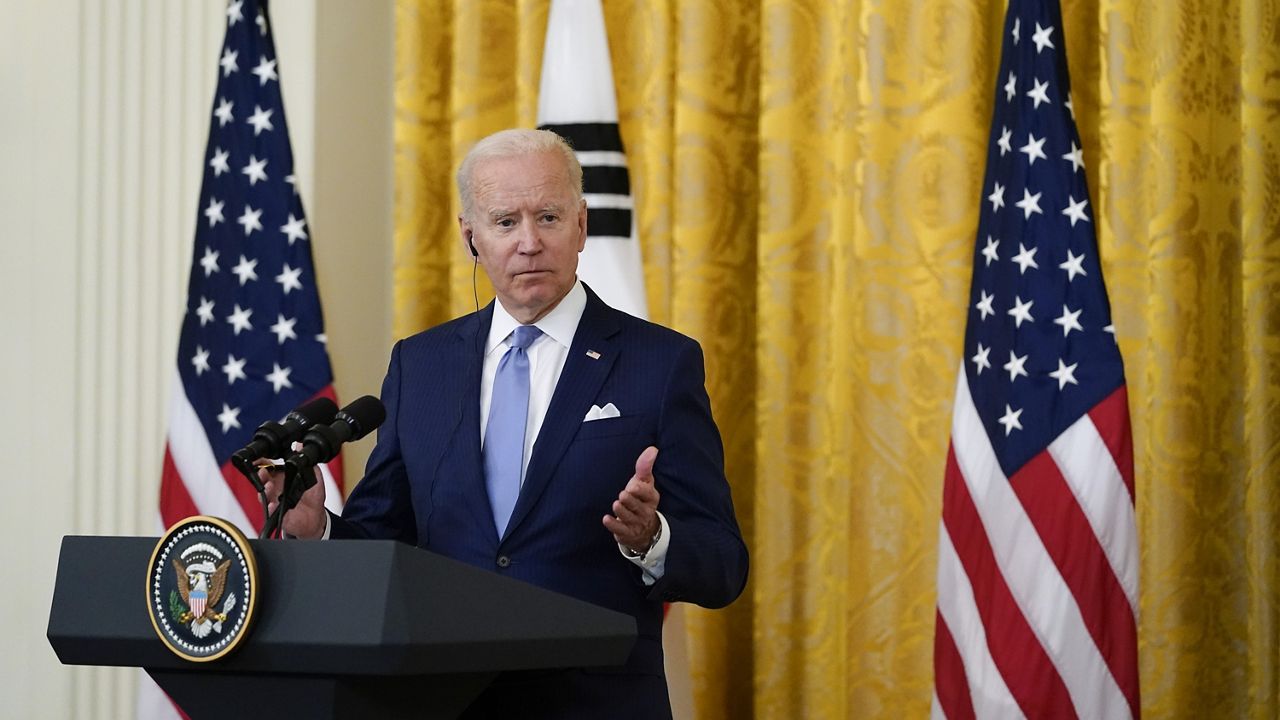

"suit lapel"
[503,289,620,542]
[450,303,498,541]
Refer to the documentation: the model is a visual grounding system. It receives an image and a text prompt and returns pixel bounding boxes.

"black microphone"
[230,396,339,478]
[281,396,386,502]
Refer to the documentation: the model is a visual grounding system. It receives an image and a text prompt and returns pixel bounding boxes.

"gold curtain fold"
[391,0,1280,717]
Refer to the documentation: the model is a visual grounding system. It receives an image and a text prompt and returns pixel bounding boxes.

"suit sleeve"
[329,340,418,543]
[645,339,749,608]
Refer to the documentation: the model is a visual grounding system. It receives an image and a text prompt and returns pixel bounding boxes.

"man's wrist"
[618,513,670,585]
[621,519,662,561]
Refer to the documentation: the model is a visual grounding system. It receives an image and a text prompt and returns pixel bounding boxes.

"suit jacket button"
[496,555,511,568]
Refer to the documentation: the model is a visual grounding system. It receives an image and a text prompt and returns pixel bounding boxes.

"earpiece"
[467,231,478,258]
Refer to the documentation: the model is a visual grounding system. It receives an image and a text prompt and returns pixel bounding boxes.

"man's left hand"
[603,445,660,553]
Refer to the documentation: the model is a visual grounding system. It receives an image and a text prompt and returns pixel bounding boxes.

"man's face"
[459,150,587,324]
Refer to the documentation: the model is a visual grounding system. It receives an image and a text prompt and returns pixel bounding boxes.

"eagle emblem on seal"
[170,552,237,639]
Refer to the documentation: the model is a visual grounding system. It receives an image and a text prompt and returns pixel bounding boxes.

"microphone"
[281,395,386,501]
[230,396,339,478]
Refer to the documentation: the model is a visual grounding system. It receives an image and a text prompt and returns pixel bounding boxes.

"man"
[265,129,748,718]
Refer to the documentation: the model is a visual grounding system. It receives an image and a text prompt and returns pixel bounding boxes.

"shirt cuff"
[618,511,670,586]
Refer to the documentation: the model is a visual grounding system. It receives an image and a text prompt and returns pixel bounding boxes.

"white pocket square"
[583,402,621,422]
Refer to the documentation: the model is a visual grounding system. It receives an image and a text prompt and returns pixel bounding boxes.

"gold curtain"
[391,0,1280,716]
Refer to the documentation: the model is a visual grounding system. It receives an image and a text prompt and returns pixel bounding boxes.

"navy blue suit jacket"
[330,286,748,717]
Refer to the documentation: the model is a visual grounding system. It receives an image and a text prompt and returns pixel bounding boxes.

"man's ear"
[459,216,478,258]
[576,198,588,252]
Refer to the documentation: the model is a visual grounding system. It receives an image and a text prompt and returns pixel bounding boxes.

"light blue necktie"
[484,325,542,538]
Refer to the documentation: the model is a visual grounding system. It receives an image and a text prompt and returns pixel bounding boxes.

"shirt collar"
[486,280,586,356]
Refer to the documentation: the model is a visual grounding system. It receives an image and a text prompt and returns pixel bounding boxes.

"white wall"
[0,1,393,717]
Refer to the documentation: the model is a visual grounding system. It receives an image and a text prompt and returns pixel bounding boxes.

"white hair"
[456,128,583,220]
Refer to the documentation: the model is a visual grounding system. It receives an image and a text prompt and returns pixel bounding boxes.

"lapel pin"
[585,350,601,360]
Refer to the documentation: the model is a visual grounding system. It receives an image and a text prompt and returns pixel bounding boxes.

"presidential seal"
[146,516,259,662]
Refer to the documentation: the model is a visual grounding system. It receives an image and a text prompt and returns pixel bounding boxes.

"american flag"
[158,0,344,537]
[931,1,1139,718]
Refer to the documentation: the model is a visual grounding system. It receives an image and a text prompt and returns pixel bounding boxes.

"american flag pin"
[586,350,601,360]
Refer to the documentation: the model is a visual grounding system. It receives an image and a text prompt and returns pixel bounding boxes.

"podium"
[47,536,637,719]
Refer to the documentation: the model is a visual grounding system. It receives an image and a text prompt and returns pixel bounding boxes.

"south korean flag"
[537,0,648,320]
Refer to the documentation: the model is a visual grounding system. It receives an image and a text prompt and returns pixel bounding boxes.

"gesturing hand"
[602,446,660,553]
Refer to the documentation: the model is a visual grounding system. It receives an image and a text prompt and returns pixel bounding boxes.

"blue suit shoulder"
[390,310,486,364]
[612,308,699,348]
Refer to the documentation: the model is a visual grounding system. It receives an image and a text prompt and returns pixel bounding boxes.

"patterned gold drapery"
[391,1,1280,716]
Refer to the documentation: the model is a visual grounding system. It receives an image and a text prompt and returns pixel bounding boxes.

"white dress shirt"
[480,281,585,477]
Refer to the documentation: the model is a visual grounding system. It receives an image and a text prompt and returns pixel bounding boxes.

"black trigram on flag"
[538,122,633,241]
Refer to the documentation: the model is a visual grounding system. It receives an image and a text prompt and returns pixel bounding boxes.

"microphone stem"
[250,462,295,540]
[267,461,311,539]
[259,498,279,540]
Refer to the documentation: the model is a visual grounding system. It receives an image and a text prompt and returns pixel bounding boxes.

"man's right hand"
[258,452,327,539]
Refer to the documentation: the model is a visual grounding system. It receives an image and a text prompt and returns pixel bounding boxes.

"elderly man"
[266,128,748,718]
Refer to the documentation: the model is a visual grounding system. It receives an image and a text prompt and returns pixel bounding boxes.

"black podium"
[47,536,636,719]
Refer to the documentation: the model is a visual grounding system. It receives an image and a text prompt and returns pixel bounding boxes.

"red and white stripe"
[933,365,1139,720]
[158,368,345,535]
